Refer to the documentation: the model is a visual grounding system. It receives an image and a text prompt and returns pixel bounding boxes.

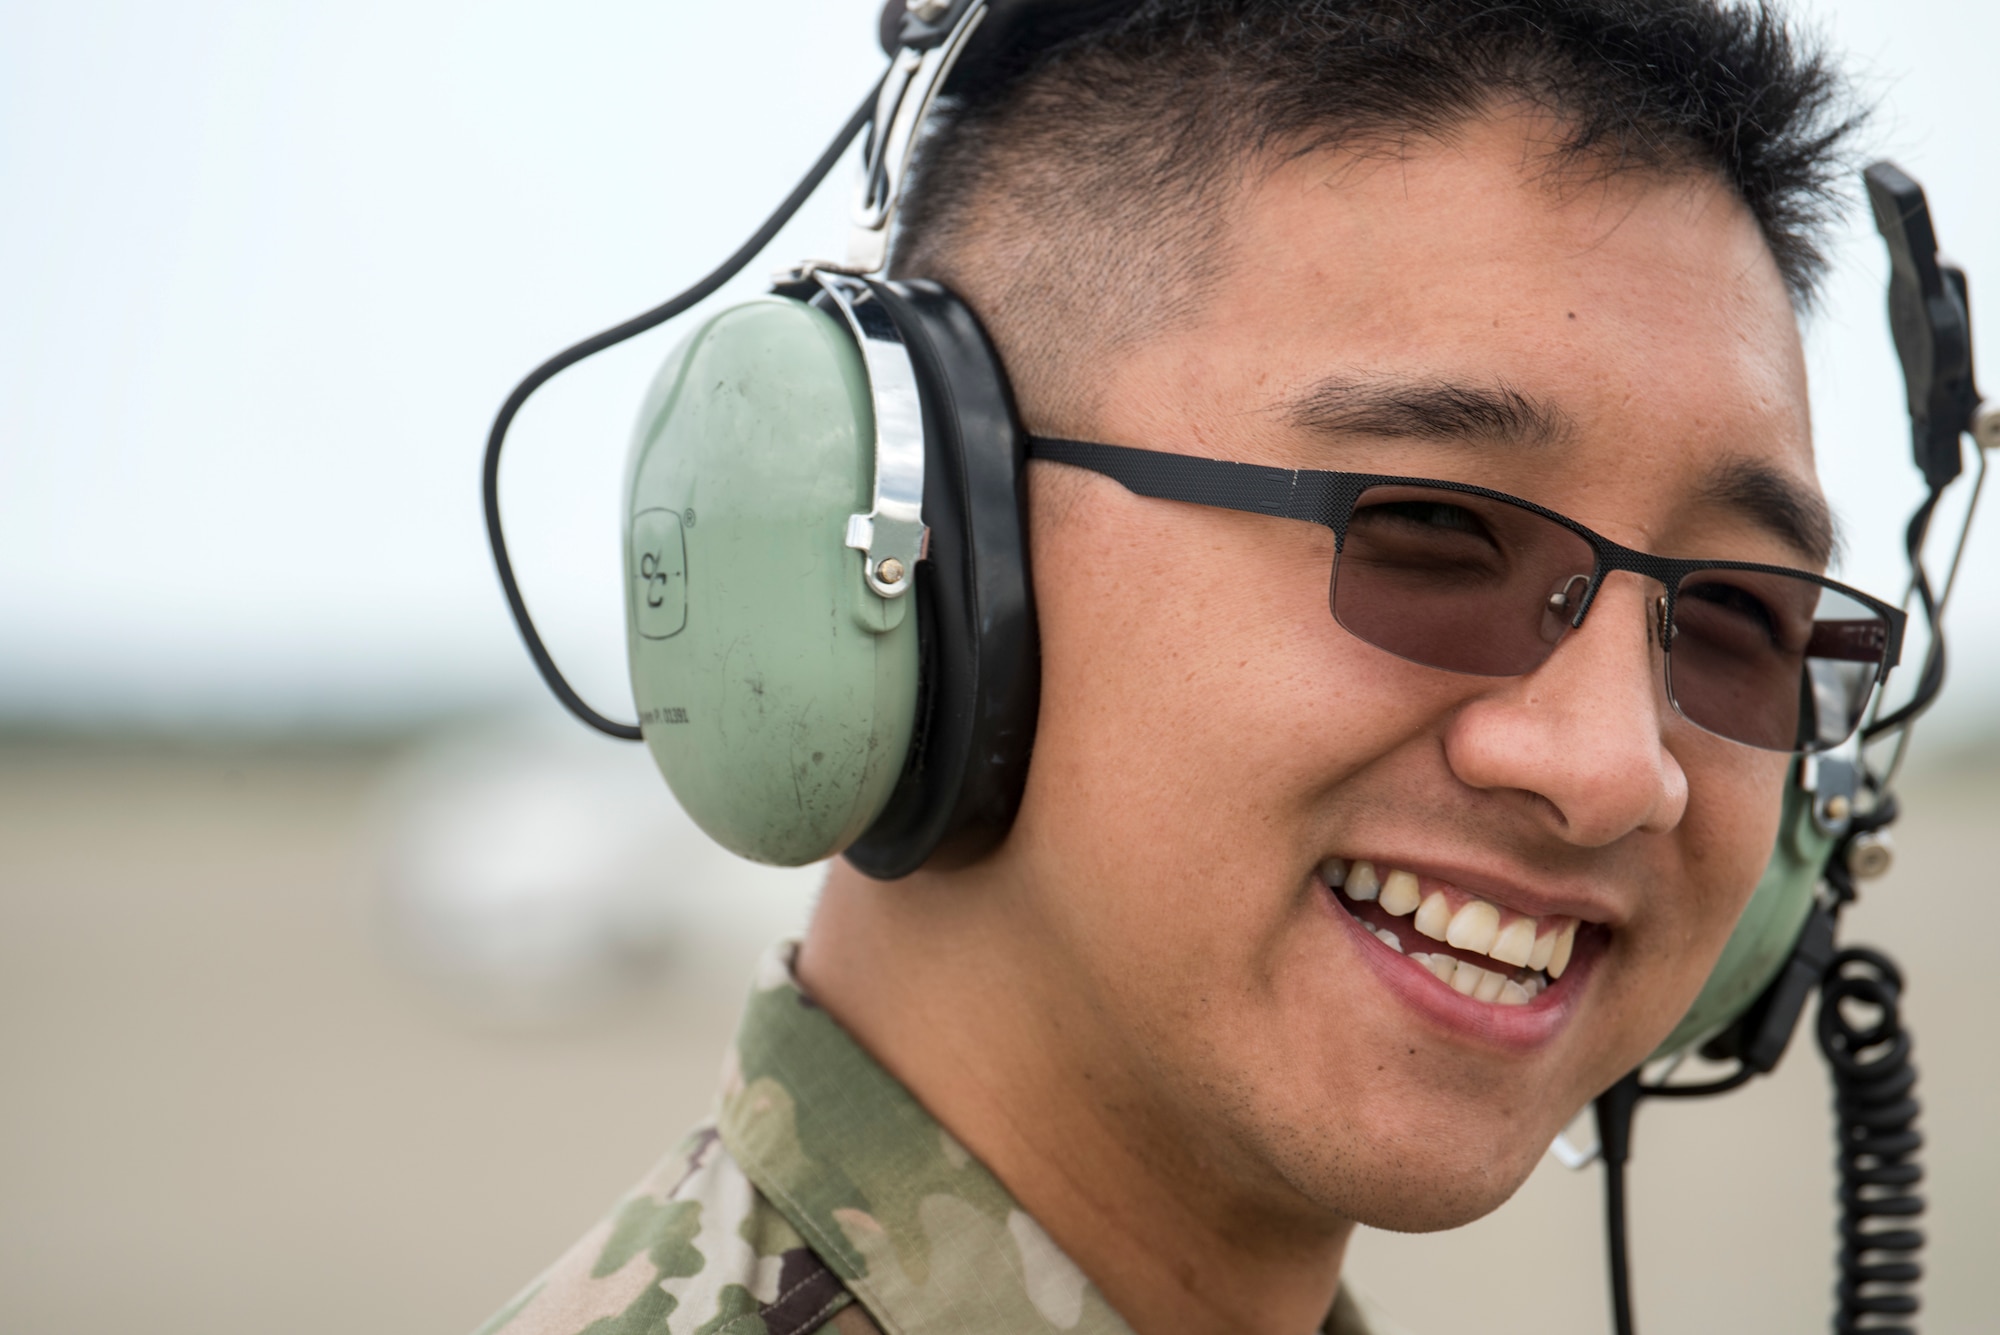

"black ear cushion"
[843,279,1040,879]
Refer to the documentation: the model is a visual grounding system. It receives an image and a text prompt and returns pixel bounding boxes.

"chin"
[1349,1177,1530,1234]
[1266,1108,1558,1235]
[1340,1149,1544,1235]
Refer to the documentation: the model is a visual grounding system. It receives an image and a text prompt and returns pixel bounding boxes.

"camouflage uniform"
[478,945,1397,1335]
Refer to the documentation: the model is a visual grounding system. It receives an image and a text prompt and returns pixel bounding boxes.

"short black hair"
[891,0,1860,425]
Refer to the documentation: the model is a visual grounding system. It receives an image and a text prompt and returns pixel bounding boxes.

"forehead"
[1131,113,1819,554]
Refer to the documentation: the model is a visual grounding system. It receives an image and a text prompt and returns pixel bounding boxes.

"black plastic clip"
[1701,900,1840,1074]
[1866,161,1982,491]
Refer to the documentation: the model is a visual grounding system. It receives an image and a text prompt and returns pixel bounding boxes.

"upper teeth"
[1345,860,1377,899]
[1321,857,1581,984]
[1379,869,1421,915]
[1490,915,1538,968]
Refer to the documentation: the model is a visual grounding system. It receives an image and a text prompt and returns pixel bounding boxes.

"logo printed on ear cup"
[630,507,689,640]
[623,297,920,866]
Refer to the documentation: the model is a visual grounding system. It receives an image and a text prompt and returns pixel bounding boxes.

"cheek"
[1014,479,1462,957]
[1653,737,1791,967]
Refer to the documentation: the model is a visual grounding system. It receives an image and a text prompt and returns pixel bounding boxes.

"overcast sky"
[3,0,1996,736]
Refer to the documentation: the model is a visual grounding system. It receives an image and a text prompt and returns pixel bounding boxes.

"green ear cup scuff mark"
[1652,770,1833,1058]
[624,298,920,866]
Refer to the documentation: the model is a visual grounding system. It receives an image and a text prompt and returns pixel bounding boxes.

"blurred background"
[1,1,1995,1331]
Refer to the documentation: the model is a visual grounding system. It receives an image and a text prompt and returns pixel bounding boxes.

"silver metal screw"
[1845,829,1894,880]
[1972,400,2000,452]
[878,557,907,585]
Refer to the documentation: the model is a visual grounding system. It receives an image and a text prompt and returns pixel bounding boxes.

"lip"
[1318,872,1597,1050]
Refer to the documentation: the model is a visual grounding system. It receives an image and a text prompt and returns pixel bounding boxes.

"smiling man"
[480,3,1870,1334]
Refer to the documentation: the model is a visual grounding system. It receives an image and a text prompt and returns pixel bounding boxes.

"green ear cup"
[623,297,920,865]
[1651,768,1833,1058]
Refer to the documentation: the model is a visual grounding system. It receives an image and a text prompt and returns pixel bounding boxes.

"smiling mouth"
[1321,858,1584,1006]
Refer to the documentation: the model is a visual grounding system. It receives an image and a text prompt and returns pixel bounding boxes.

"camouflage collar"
[717,945,1133,1334]
[717,944,1382,1335]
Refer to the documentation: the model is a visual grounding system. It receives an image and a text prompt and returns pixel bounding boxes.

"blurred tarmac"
[1,722,1994,1334]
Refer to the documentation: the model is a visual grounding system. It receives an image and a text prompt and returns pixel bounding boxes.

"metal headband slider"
[847,2,989,275]
[811,271,929,599]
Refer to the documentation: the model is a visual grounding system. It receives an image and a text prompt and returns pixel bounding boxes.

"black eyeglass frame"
[1028,437,1907,752]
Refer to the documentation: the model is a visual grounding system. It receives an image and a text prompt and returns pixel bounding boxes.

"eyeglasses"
[1028,438,1906,754]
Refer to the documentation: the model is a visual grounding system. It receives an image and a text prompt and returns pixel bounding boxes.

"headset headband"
[877,0,1132,68]
[850,1,1132,271]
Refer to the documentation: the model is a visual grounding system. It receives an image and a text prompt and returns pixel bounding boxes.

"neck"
[798,857,1353,1335]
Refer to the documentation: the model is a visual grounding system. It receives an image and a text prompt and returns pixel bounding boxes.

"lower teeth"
[1406,951,1546,1003]
[1339,890,1550,1003]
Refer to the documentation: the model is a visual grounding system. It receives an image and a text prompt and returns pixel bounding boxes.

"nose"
[1442,574,1689,846]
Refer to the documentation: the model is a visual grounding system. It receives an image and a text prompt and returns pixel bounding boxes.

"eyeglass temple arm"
[1027,438,1336,525]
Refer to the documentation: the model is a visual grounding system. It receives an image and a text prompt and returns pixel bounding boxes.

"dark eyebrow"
[1281,374,1835,566]
[1282,375,1574,448]
[1698,457,1839,569]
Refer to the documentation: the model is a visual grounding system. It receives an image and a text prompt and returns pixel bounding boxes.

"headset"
[482,3,1995,1331]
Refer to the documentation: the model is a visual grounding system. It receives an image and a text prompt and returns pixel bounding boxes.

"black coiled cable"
[1816,947,1925,1334]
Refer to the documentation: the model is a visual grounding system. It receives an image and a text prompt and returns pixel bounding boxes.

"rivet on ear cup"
[878,557,907,586]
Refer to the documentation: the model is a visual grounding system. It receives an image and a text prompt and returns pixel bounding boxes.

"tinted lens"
[1331,485,1597,676]
[1667,572,1887,751]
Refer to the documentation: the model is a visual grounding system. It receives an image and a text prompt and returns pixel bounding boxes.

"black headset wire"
[1593,778,1923,1335]
[1863,485,1949,742]
[1593,1072,1644,1335]
[1818,944,1925,1335]
[481,73,890,740]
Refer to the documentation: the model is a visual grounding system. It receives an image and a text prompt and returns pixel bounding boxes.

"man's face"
[999,115,1814,1230]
